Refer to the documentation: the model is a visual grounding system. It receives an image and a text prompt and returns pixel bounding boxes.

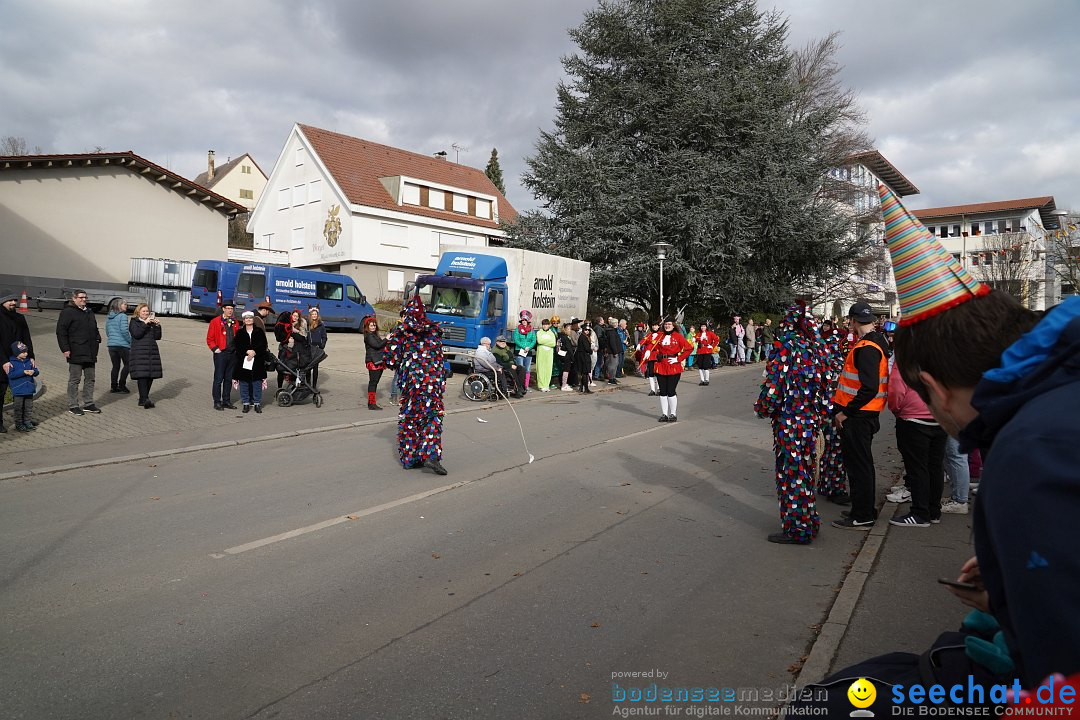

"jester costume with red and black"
[754,302,830,544]
[386,296,447,471]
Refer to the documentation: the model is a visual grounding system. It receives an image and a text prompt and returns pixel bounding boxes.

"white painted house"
[0,151,244,289]
[809,150,920,318]
[913,196,1063,310]
[247,124,517,300]
[193,151,267,210]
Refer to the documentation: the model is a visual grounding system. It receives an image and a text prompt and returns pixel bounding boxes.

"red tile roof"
[0,151,246,215]
[913,196,1056,220]
[298,124,518,230]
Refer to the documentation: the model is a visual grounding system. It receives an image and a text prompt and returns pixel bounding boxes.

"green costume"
[535,327,557,390]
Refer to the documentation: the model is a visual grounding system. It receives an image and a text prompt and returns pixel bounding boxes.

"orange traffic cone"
[17,291,29,313]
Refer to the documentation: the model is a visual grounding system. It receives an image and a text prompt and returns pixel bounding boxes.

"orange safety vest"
[832,338,889,412]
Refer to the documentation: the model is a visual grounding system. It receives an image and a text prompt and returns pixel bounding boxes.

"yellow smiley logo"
[847,678,876,709]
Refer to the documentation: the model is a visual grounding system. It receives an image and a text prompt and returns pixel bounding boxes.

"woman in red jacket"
[693,322,720,385]
[636,321,662,396]
[654,318,693,422]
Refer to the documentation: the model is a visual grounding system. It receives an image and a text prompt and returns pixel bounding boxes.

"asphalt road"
[1,368,877,719]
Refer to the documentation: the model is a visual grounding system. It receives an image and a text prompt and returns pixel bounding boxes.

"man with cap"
[1,292,37,433]
[829,301,891,530]
[254,300,274,332]
[206,299,239,410]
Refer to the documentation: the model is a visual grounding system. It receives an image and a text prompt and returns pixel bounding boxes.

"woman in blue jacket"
[105,298,131,393]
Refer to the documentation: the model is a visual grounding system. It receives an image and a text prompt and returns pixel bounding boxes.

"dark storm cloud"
[2,0,1077,213]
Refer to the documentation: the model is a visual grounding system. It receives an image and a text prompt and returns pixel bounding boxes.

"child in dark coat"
[7,341,40,431]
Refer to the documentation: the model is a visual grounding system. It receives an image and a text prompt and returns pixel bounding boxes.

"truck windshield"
[236,273,266,298]
[419,284,483,318]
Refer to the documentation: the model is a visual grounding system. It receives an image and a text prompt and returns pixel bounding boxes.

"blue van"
[233,265,375,330]
[189,260,245,318]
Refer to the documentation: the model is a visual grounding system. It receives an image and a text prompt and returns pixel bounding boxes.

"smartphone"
[937,578,978,591]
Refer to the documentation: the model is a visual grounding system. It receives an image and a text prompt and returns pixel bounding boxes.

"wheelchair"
[462,362,519,402]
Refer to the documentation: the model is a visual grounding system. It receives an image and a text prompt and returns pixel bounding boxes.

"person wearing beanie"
[1,292,36,433]
[6,341,39,431]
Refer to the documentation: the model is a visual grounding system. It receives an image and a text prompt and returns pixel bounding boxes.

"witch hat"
[877,183,989,326]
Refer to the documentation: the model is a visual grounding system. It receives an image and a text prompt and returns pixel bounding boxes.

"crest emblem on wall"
[323,204,342,247]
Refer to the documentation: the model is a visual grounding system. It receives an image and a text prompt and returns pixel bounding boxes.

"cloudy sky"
[2,0,1078,215]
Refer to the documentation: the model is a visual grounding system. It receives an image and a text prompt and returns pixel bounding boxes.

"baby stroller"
[272,343,327,408]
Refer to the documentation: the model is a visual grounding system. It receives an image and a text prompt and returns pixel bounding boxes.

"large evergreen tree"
[506,0,870,318]
[484,148,506,195]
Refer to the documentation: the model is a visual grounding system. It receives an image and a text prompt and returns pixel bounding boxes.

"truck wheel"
[90,304,105,313]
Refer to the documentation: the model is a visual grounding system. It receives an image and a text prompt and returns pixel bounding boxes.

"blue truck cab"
[233,265,375,330]
[413,253,509,365]
[189,260,245,318]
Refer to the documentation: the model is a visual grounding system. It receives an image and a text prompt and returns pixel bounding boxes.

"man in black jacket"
[603,317,622,384]
[1,293,37,432]
[55,290,103,415]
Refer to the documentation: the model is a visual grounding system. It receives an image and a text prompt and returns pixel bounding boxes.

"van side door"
[315,280,345,327]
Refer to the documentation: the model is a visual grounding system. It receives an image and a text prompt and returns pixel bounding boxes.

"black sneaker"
[831,517,873,530]
[68,406,84,416]
[110,387,123,393]
[82,404,102,414]
[223,402,237,410]
[119,386,131,394]
[826,493,851,506]
[658,414,669,423]
[668,415,677,423]
[214,402,223,411]
[889,513,930,528]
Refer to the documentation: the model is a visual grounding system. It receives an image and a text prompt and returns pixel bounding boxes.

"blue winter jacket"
[6,356,39,396]
[106,310,131,348]
[960,296,1080,686]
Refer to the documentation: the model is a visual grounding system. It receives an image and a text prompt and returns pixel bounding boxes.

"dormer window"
[403,183,420,205]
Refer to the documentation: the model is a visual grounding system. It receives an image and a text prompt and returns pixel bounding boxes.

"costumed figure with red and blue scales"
[754,301,831,545]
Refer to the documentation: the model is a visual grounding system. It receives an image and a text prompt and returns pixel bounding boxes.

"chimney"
[207,150,216,180]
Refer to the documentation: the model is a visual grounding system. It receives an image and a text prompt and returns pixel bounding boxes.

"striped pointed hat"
[877,184,989,326]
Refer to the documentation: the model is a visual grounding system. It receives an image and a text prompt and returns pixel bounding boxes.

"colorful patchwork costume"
[387,296,447,471]
[817,327,849,499]
[754,302,830,544]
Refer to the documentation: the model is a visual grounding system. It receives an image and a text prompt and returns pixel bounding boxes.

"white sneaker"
[889,483,908,494]
[540,387,551,393]
[940,500,968,514]
[561,385,573,391]
[886,489,911,503]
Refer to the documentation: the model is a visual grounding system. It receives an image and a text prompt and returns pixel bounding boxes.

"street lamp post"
[652,242,673,319]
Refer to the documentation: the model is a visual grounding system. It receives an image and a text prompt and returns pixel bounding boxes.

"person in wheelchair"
[492,335,526,398]
[475,336,519,399]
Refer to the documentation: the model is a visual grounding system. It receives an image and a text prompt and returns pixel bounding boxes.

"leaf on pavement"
[431,552,441,559]
[579,693,590,704]
[346,515,359,520]
[149,496,160,501]
[513,571,523,577]
[590,622,601,628]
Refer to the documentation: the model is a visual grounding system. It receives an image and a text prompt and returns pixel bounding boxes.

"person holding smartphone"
[128,303,162,409]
